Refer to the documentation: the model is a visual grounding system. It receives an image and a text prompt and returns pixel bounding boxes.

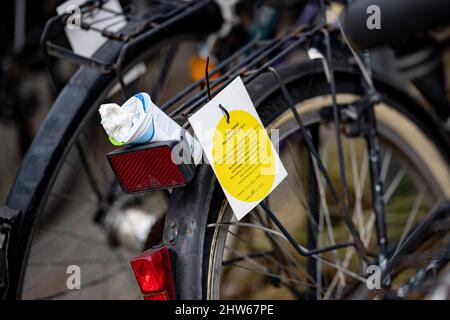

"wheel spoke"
[28,258,127,267]
[50,191,98,205]
[225,229,311,284]
[37,227,107,247]
[208,222,287,240]
[393,192,425,256]
[76,140,104,205]
[286,139,318,230]
[383,167,407,203]
[230,263,321,292]
[312,138,346,286]
[36,265,129,300]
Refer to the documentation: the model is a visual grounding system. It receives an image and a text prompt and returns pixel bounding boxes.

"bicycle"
[0,0,291,299]
[1,0,450,300]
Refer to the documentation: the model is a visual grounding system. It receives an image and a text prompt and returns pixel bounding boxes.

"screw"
[168,222,176,243]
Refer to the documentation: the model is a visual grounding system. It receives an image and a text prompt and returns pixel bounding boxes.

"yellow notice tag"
[188,77,287,220]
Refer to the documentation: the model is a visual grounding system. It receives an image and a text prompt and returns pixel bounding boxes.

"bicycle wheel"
[175,61,450,299]
[3,2,222,299]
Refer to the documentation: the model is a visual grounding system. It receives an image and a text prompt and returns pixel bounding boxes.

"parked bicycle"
[1,0,450,300]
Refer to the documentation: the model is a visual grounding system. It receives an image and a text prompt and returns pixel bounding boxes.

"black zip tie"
[218,104,230,124]
[205,56,231,124]
[205,56,212,101]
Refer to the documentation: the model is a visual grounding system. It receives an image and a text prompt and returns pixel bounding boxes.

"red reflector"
[130,246,175,300]
[107,141,194,193]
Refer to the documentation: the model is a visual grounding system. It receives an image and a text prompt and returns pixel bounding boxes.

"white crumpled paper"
[99,98,147,144]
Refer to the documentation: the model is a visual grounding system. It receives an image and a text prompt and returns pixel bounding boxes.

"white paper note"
[189,77,287,220]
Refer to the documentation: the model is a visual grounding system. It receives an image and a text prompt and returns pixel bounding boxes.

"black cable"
[260,202,354,257]
[267,67,340,205]
[267,66,368,263]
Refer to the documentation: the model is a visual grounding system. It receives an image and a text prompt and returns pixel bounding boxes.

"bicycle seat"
[342,0,450,50]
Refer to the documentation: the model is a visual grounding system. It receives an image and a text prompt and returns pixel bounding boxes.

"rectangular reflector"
[107,140,194,193]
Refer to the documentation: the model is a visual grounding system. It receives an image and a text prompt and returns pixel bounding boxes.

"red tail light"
[143,291,170,300]
[130,246,176,300]
[107,140,194,193]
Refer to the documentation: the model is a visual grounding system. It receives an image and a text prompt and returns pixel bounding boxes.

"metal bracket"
[333,91,383,138]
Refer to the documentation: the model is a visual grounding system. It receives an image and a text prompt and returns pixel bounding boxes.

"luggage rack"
[41,0,217,88]
[41,0,323,121]
[166,24,322,123]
